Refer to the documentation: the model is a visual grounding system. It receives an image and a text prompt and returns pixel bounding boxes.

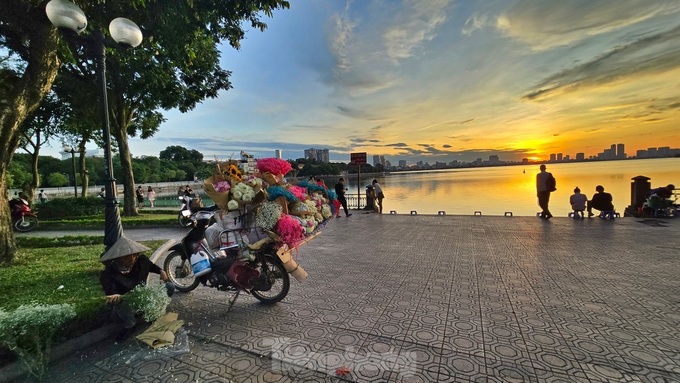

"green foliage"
[0,304,76,380]
[125,284,170,323]
[36,197,107,219]
[8,161,31,189]
[46,172,68,187]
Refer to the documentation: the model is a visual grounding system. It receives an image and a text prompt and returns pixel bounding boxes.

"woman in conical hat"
[100,236,174,341]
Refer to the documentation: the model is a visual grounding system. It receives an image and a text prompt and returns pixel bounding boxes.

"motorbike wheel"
[163,250,200,292]
[178,213,193,228]
[251,254,290,304]
[13,216,39,232]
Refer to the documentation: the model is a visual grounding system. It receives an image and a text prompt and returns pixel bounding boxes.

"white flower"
[227,200,239,211]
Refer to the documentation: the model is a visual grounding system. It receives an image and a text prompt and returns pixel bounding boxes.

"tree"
[55,0,290,217]
[19,92,68,203]
[0,0,290,264]
[0,1,61,264]
[47,172,68,187]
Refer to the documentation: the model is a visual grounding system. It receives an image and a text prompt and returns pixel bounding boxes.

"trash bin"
[364,185,375,210]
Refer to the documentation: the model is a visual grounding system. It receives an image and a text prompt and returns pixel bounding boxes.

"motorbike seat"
[248,237,272,251]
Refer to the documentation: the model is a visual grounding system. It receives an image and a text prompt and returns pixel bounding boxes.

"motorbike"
[178,195,198,227]
[164,207,290,305]
[10,197,39,232]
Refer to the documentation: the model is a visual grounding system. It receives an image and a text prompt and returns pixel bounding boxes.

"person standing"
[38,189,48,203]
[147,186,156,208]
[136,186,145,209]
[334,178,352,217]
[372,179,385,214]
[536,164,554,219]
[587,185,614,217]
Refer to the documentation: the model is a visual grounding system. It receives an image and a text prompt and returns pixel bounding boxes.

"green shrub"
[36,197,113,219]
[0,304,76,380]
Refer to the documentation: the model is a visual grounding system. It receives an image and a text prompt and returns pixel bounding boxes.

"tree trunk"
[113,128,138,216]
[79,142,89,197]
[0,10,60,264]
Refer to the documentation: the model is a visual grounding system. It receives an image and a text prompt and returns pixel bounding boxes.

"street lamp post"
[64,146,78,198]
[46,0,143,250]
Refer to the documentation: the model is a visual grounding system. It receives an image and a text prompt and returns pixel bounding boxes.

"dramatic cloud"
[497,0,680,51]
[383,0,452,61]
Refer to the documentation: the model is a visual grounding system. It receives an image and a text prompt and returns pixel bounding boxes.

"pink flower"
[289,185,307,201]
[257,158,293,176]
[213,180,231,193]
[275,214,305,248]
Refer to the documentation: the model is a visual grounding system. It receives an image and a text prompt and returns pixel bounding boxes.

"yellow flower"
[224,165,243,181]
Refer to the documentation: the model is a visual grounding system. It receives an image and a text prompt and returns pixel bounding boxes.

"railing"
[346,195,367,209]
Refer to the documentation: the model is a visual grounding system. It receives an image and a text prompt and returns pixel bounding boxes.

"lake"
[341,158,680,217]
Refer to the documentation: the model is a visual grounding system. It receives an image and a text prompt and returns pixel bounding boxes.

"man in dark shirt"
[334,178,352,217]
[587,185,614,217]
[100,236,172,341]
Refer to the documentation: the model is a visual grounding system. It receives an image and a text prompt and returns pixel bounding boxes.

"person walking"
[136,186,145,209]
[147,186,156,208]
[334,178,352,217]
[536,164,555,219]
[372,179,385,214]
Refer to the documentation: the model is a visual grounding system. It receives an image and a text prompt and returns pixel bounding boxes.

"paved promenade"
[9,213,680,382]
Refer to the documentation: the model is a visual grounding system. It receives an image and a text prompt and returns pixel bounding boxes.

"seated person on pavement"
[587,185,614,217]
[647,184,675,208]
[569,187,587,217]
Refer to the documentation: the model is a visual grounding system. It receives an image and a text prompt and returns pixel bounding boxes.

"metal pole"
[70,150,78,198]
[95,31,123,250]
[357,165,361,209]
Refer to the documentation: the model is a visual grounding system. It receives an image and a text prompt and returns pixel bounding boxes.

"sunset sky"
[113,1,680,163]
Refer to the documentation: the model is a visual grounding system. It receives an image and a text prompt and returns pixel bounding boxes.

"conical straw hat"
[100,236,151,262]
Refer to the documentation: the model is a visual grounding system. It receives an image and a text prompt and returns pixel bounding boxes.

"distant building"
[616,143,625,159]
[647,147,658,157]
[239,151,257,174]
[636,149,647,158]
[549,154,556,162]
[304,148,329,163]
[556,153,563,162]
[60,148,104,160]
[275,149,282,159]
[488,155,500,164]
[398,160,407,168]
[576,153,585,161]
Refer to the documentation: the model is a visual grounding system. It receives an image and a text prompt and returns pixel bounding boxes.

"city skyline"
[40,1,680,164]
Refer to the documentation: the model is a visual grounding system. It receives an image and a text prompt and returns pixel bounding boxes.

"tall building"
[556,153,563,162]
[549,154,556,162]
[616,144,625,159]
[398,160,407,168]
[576,153,585,161]
[275,149,282,159]
[303,148,330,163]
[373,155,380,166]
[488,155,499,164]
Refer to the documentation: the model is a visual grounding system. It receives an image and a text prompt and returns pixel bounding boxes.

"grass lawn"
[0,237,167,347]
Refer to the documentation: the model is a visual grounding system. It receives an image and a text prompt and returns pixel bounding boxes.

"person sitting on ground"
[98,187,105,198]
[99,236,174,341]
[587,185,614,217]
[569,187,587,218]
[648,184,676,208]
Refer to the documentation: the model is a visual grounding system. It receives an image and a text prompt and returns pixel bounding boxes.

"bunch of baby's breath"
[0,303,76,380]
[125,284,171,323]
[255,201,283,230]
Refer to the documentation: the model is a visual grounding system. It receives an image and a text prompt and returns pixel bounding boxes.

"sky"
[46,0,680,164]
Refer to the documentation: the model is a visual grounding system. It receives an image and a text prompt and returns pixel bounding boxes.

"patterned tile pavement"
[21,214,680,382]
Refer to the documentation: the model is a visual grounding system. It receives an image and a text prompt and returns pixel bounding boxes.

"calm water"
[343,158,680,217]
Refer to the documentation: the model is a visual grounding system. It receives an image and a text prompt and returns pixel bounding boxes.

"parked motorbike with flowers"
[164,157,335,306]
[164,208,291,304]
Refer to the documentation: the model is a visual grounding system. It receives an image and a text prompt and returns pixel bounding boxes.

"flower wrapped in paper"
[257,158,292,186]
